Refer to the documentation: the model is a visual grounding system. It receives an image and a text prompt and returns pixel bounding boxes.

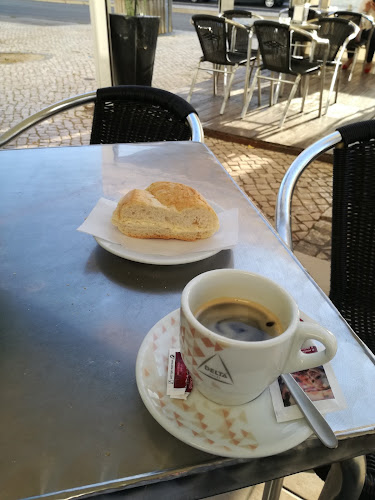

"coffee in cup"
[180,269,337,406]
[195,297,283,342]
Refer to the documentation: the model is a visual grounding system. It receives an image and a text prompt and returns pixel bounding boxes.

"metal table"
[1,142,374,500]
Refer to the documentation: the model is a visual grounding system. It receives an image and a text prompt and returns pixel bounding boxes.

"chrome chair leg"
[335,66,341,104]
[348,48,359,82]
[262,478,284,500]
[213,64,218,96]
[301,74,310,113]
[318,456,366,500]
[241,66,261,118]
[270,71,275,107]
[220,66,237,115]
[258,72,262,106]
[274,73,283,104]
[187,62,201,103]
[223,65,228,91]
[279,74,301,127]
[318,65,326,117]
[325,63,340,114]
[243,33,254,104]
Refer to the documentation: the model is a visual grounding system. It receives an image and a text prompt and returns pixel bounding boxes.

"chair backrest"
[191,14,230,66]
[254,20,291,73]
[275,120,375,353]
[333,10,363,27]
[90,86,202,144]
[222,9,254,20]
[314,17,356,62]
[287,6,320,20]
[222,10,252,54]
[329,121,375,352]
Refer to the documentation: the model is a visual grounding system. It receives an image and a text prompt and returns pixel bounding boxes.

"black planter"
[109,14,160,86]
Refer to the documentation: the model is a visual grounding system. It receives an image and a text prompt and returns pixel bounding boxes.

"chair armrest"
[291,26,317,41]
[225,18,249,31]
[0,92,96,148]
[348,20,361,41]
[362,13,375,26]
[275,131,342,250]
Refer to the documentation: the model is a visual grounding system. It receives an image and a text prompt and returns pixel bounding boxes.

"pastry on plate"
[111,181,220,241]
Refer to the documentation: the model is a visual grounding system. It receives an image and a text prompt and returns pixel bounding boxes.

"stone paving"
[0,18,333,261]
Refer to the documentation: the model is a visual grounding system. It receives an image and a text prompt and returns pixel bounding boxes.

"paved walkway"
[0,18,332,261]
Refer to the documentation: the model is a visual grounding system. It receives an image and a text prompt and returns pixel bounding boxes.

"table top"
[1,142,375,500]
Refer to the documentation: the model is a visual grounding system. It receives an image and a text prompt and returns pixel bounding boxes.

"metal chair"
[221,10,263,103]
[240,20,329,127]
[0,86,204,148]
[313,17,359,113]
[275,119,375,500]
[334,10,375,81]
[188,14,257,114]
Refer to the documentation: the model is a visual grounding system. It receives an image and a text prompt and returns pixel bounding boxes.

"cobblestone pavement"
[0,19,332,260]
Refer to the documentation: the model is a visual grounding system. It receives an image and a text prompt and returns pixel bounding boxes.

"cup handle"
[283,322,338,374]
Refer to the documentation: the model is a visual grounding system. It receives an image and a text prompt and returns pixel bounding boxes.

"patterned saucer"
[135,309,313,458]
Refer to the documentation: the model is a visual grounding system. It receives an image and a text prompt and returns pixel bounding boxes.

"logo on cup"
[198,354,234,385]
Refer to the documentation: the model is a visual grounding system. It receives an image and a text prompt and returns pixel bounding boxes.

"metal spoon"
[281,372,338,449]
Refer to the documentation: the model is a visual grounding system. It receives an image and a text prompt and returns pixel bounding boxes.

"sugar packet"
[167,348,193,400]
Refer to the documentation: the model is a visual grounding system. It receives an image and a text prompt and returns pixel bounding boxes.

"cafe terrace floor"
[184,57,375,154]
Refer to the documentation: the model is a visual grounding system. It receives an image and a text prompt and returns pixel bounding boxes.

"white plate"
[136,309,313,458]
[95,201,224,265]
[94,237,221,265]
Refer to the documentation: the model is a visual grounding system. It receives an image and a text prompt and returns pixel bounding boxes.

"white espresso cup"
[180,269,337,406]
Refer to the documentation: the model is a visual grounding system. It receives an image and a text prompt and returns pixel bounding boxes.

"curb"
[32,0,90,4]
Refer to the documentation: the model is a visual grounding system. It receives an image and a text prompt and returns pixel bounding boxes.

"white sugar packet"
[269,343,346,423]
[77,197,238,256]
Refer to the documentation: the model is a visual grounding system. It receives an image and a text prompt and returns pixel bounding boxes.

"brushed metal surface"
[1,142,374,500]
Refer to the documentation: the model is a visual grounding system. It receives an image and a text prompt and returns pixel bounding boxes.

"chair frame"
[275,129,341,250]
[314,18,359,114]
[0,91,204,148]
[221,9,263,100]
[334,11,375,82]
[240,22,329,127]
[188,14,257,115]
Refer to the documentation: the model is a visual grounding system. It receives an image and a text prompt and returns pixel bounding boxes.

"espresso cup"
[180,269,337,406]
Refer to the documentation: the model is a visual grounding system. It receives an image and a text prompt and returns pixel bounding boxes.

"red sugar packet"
[167,348,193,399]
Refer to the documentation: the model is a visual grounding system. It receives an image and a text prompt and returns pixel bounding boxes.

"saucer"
[135,309,313,458]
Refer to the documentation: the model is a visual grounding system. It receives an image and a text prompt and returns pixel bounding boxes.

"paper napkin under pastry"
[77,198,238,256]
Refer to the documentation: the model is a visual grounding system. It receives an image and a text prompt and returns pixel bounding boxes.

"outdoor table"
[1,141,375,500]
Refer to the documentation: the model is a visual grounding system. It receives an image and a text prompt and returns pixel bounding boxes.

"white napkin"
[77,198,238,257]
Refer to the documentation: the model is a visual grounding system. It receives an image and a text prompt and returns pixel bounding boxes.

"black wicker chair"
[0,86,204,148]
[275,119,375,500]
[240,20,328,127]
[90,86,203,143]
[188,14,257,114]
[334,11,375,81]
[312,17,359,113]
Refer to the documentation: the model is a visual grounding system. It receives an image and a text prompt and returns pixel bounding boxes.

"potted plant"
[110,0,160,86]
